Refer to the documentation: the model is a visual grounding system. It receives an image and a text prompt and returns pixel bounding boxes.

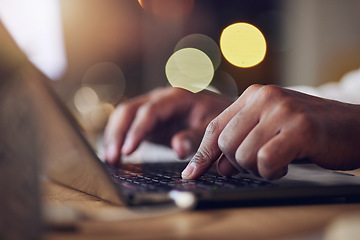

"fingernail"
[121,139,132,155]
[106,143,118,163]
[181,162,195,179]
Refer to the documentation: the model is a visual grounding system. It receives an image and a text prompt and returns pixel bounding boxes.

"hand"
[182,84,360,180]
[104,87,233,165]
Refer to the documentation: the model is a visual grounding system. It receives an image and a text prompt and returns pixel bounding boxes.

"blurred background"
[1,2,360,238]
[1,0,360,134]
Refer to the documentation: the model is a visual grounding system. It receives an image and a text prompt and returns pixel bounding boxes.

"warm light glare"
[0,0,67,79]
[74,86,115,132]
[138,0,194,21]
[165,48,214,93]
[174,34,221,70]
[74,87,100,114]
[82,62,126,104]
[211,70,238,99]
[220,22,267,68]
[88,103,114,132]
[75,62,125,132]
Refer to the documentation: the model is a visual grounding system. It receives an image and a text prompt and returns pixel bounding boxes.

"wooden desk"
[43,177,360,240]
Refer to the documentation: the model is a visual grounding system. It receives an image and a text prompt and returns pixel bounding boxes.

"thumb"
[171,127,205,159]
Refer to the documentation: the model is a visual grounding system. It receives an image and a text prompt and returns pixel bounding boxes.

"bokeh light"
[174,34,222,70]
[73,86,116,133]
[88,103,115,132]
[211,70,239,99]
[165,48,214,93]
[82,62,126,104]
[138,0,194,21]
[74,62,126,132]
[220,22,267,68]
[74,86,99,114]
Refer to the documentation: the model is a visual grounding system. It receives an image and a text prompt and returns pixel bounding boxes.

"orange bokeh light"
[138,0,194,21]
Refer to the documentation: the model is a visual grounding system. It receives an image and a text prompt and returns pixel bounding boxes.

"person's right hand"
[103,86,233,165]
[182,84,360,181]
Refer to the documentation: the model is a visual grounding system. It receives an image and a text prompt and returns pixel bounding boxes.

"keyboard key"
[111,163,274,193]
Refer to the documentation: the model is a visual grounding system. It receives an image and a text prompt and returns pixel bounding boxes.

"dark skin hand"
[182,84,360,180]
[104,87,232,165]
[105,84,360,180]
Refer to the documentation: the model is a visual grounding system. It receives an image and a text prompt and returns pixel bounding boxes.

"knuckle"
[291,111,318,137]
[257,147,275,170]
[114,101,137,116]
[169,85,184,94]
[235,149,254,172]
[246,84,263,93]
[257,85,284,101]
[218,131,233,155]
[137,102,156,118]
[205,120,220,137]
[270,96,304,119]
[148,86,172,100]
[278,100,295,115]
[150,86,167,95]
[107,103,129,125]
[157,85,191,97]
[296,113,315,130]
[260,84,282,94]
[258,148,288,180]
[114,102,129,114]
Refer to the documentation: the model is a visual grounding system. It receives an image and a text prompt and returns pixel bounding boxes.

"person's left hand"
[104,87,233,165]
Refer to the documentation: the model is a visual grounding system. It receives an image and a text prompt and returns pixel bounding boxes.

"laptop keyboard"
[110,163,274,192]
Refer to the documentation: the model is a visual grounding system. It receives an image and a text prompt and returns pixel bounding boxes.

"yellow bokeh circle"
[220,22,267,68]
[165,48,214,93]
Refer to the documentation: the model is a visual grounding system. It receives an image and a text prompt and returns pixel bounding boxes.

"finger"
[218,104,261,172]
[257,130,301,180]
[121,89,192,155]
[216,154,241,177]
[182,84,263,179]
[217,84,271,173]
[171,127,205,159]
[104,99,146,164]
[234,122,280,176]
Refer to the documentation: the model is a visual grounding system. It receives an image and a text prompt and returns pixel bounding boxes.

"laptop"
[12,62,360,210]
[3,23,360,210]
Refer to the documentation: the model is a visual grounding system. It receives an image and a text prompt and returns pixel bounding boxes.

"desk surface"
[43,173,360,240]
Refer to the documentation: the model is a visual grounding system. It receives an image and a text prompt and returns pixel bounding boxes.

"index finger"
[104,97,147,164]
[182,84,262,179]
[181,119,223,179]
